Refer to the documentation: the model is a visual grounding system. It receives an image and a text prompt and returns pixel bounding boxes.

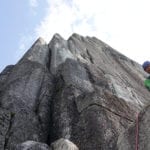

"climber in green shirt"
[142,61,150,90]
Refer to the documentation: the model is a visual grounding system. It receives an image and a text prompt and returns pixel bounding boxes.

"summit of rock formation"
[0,33,150,150]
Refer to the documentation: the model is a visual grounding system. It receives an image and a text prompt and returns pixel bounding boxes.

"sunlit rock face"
[0,33,150,150]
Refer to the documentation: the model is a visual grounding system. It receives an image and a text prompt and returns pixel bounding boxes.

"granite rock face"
[51,138,79,150]
[0,33,150,150]
[117,105,150,150]
[14,141,51,150]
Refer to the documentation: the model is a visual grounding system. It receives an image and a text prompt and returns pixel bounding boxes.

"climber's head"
[142,61,150,73]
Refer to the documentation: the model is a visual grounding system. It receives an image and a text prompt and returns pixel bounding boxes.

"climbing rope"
[135,113,139,150]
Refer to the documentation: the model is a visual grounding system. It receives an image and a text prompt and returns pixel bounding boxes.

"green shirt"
[144,79,150,90]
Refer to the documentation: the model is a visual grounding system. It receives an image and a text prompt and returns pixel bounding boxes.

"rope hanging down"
[135,113,139,150]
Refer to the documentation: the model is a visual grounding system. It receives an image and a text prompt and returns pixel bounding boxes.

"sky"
[0,0,150,72]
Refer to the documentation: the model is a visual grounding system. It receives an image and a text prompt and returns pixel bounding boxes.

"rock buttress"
[0,38,53,149]
[0,33,150,150]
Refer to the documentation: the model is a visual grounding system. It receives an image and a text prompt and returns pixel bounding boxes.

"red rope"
[135,113,139,150]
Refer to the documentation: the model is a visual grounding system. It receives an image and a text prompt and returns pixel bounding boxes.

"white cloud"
[29,0,38,8]
[28,0,39,15]
[21,0,150,64]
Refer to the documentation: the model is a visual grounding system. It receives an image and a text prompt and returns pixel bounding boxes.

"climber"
[143,61,150,73]
[142,61,150,90]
